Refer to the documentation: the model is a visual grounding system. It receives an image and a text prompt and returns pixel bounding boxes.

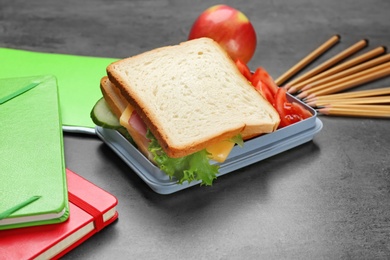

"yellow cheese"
[119,105,134,128]
[206,140,235,163]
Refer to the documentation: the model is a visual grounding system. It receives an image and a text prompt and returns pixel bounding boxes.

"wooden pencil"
[287,46,387,94]
[317,106,390,118]
[306,96,390,107]
[274,34,340,86]
[309,65,390,97]
[305,86,390,102]
[297,53,390,94]
[319,104,390,111]
[297,61,390,99]
[287,39,369,87]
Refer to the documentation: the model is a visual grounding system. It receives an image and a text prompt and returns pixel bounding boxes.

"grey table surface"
[2,0,390,259]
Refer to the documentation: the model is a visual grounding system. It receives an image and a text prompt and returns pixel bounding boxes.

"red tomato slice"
[251,68,263,87]
[242,66,312,129]
[251,67,278,96]
[283,102,302,125]
[291,102,312,119]
[274,89,312,128]
[235,59,252,81]
[285,114,302,125]
[274,88,290,128]
[256,80,275,105]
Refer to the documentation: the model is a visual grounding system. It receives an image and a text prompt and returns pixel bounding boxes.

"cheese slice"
[120,105,234,163]
[119,105,134,127]
[205,140,235,163]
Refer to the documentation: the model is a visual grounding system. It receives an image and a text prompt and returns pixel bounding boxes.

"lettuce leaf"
[230,134,244,147]
[146,130,219,186]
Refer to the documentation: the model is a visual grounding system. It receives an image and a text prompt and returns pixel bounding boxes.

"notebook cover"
[0,47,117,131]
[0,169,119,260]
[0,75,69,230]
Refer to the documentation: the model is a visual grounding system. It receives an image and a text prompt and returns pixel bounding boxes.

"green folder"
[0,48,118,134]
[0,75,69,230]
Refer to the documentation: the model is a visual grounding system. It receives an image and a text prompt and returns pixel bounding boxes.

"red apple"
[188,5,257,64]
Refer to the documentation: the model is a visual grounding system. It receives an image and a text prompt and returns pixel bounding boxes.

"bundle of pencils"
[276,35,390,118]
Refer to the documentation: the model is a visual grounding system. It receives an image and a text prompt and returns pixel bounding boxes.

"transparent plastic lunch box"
[96,94,323,194]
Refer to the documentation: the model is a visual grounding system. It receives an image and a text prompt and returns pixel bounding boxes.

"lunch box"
[96,94,323,194]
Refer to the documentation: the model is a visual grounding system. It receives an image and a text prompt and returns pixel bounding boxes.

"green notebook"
[0,75,69,230]
[0,48,118,133]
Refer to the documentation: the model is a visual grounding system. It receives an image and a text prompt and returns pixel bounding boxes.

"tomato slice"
[286,114,303,125]
[256,80,275,105]
[274,88,290,128]
[247,66,312,129]
[235,59,252,81]
[274,88,312,128]
[283,102,302,125]
[251,68,263,87]
[291,102,312,119]
[251,67,278,96]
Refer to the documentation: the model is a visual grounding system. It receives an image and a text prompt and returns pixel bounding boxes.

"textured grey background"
[1,0,390,259]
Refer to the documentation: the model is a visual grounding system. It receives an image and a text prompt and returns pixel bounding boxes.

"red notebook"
[0,169,118,259]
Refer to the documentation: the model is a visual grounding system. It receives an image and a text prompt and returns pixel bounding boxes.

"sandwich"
[92,37,280,185]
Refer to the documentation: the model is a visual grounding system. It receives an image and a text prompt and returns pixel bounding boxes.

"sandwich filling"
[118,104,242,185]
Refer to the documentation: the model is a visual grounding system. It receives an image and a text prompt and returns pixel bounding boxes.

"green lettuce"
[146,130,219,185]
[230,134,244,148]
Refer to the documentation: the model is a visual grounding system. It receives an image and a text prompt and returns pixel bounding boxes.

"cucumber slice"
[90,98,121,129]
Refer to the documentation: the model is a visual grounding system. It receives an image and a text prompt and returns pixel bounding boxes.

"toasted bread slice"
[106,37,280,158]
